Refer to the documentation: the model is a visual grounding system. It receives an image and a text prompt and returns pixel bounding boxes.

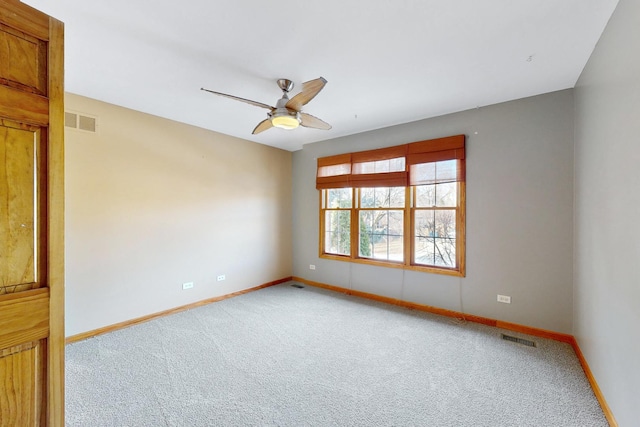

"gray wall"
[293,90,575,334]
[574,0,640,424]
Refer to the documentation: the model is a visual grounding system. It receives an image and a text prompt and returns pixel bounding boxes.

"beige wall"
[574,0,640,424]
[64,93,292,337]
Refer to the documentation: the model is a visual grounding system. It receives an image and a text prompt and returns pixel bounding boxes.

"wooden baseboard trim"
[292,276,573,342]
[66,275,617,426]
[297,278,492,325]
[494,320,574,344]
[569,337,618,427]
[65,277,292,344]
[293,276,618,426]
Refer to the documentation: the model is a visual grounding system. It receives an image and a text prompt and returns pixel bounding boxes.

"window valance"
[316,135,465,189]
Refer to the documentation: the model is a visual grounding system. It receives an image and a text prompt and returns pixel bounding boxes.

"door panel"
[0,290,48,427]
[0,22,48,93]
[0,340,46,427]
[0,122,38,291]
[0,1,64,426]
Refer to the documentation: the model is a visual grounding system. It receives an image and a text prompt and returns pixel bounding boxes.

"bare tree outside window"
[318,141,465,277]
[323,188,351,256]
[359,187,404,262]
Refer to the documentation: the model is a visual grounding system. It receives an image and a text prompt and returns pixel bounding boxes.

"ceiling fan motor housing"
[269,99,301,129]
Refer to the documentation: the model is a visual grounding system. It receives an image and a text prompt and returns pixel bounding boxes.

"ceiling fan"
[201,77,331,135]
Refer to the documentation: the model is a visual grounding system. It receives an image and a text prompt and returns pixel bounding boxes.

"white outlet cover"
[217,275,225,281]
[182,282,194,290]
[309,265,316,270]
[497,294,511,304]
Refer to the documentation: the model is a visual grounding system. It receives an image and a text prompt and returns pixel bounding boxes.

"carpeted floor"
[65,282,608,426]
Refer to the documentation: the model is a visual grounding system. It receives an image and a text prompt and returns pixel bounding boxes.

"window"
[322,188,352,256]
[317,135,465,276]
[358,187,405,262]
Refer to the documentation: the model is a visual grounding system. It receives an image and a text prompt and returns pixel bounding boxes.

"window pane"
[433,237,456,267]
[388,187,405,207]
[410,160,458,185]
[390,157,405,172]
[325,210,350,255]
[435,209,456,239]
[318,163,350,177]
[415,235,435,266]
[360,188,375,208]
[435,182,457,207]
[374,160,390,173]
[436,160,457,182]
[414,209,457,267]
[355,162,375,174]
[415,185,436,207]
[360,187,404,208]
[374,188,390,207]
[353,157,405,175]
[415,184,457,208]
[327,188,352,208]
[414,210,434,240]
[412,162,436,185]
[359,210,403,262]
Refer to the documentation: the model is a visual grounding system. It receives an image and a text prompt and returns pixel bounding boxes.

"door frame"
[47,16,65,426]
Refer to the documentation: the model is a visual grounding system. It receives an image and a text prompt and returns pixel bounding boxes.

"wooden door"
[0,1,64,426]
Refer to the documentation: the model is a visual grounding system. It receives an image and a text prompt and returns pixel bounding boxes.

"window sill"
[319,253,465,277]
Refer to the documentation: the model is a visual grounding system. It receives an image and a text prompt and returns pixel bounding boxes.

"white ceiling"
[24,0,618,151]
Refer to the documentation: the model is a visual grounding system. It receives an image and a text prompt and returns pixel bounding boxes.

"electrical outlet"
[497,294,511,304]
[309,264,316,270]
[182,282,194,290]
[217,274,225,281]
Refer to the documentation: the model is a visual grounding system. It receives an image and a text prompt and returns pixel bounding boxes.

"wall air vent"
[65,112,77,128]
[78,114,96,132]
[501,334,536,347]
[65,111,97,133]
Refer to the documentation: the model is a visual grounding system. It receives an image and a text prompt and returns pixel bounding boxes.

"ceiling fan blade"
[252,118,273,134]
[201,88,274,110]
[299,112,332,130]
[285,77,328,111]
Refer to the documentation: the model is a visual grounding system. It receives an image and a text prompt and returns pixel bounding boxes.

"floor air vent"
[291,284,304,289]
[501,334,536,347]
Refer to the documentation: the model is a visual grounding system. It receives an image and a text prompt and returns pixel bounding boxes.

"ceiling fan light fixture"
[271,111,300,130]
[202,77,330,134]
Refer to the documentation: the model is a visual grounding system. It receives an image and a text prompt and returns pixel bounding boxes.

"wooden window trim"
[317,136,466,277]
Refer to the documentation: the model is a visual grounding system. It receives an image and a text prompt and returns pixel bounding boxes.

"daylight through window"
[317,135,466,276]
